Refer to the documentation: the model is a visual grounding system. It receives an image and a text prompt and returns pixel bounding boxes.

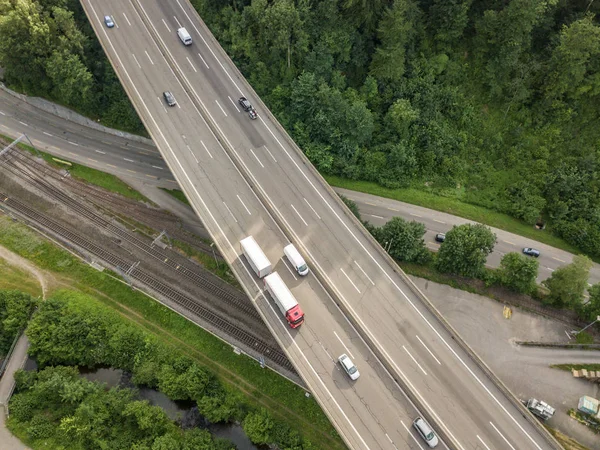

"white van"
[177,27,192,46]
[284,244,309,276]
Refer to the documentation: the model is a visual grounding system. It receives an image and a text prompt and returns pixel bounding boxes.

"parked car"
[522,247,540,257]
[104,15,114,28]
[435,233,445,243]
[338,354,360,381]
[163,91,176,107]
[238,96,252,111]
[413,417,439,448]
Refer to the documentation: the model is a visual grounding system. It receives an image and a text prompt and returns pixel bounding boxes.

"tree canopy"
[434,224,496,277]
[2,0,600,257]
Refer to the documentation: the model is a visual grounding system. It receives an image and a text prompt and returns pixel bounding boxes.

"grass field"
[0,134,150,203]
[0,258,43,298]
[0,216,344,449]
[325,175,582,257]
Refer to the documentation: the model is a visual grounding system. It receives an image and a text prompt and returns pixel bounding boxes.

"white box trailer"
[264,272,304,328]
[240,236,272,278]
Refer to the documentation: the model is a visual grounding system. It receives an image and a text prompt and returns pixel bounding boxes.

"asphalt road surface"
[2,87,597,290]
[0,1,565,447]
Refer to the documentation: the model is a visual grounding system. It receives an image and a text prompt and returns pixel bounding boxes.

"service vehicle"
[526,398,555,420]
[284,243,309,276]
[264,272,304,328]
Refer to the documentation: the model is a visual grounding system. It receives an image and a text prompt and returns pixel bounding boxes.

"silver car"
[338,354,360,380]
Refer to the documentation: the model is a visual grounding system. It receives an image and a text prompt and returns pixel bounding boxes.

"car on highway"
[434,233,445,243]
[104,15,114,28]
[248,107,258,120]
[522,247,540,257]
[338,354,360,380]
[239,97,258,119]
[163,91,176,107]
[413,417,439,448]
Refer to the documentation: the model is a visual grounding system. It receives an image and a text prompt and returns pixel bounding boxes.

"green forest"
[1,0,599,257]
[7,289,317,449]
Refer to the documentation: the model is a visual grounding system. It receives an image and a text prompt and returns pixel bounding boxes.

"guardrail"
[117,2,562,448]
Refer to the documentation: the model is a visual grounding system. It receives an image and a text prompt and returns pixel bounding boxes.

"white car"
[338,354,360,380]
[413,417,439,448]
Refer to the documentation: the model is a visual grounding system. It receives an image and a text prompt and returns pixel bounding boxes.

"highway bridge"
[78,0,560,448]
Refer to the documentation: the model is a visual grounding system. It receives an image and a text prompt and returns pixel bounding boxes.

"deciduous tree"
[498,252,539,294]
[435,224,496,277]
[542,255,593,308]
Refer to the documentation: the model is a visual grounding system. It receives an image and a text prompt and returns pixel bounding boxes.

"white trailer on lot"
[240,236,272,278]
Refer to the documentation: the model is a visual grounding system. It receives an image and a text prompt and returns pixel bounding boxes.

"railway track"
[6,149,217,255]
[0,151,260,321]
[0,190,295,373]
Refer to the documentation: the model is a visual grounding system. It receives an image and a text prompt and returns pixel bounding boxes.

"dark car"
[248,107,258,120]
[435,233,445,243]
[522,247,540,257]
[238,96,252,111]
[163,91,176,107]
[104,15,115,28]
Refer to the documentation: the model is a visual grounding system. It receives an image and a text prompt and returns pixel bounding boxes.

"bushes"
[22,290,314,449]
[0,290,38,356]
[9,366,230,449]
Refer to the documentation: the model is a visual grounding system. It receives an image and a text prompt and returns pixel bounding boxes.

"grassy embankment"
[0,216,344,450]
[1,134,149,203]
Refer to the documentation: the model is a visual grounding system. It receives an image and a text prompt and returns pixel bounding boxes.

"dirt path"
[0,245,52,300]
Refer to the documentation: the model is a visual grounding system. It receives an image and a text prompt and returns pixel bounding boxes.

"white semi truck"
[240,236,272,278]
[264,272,304,328]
